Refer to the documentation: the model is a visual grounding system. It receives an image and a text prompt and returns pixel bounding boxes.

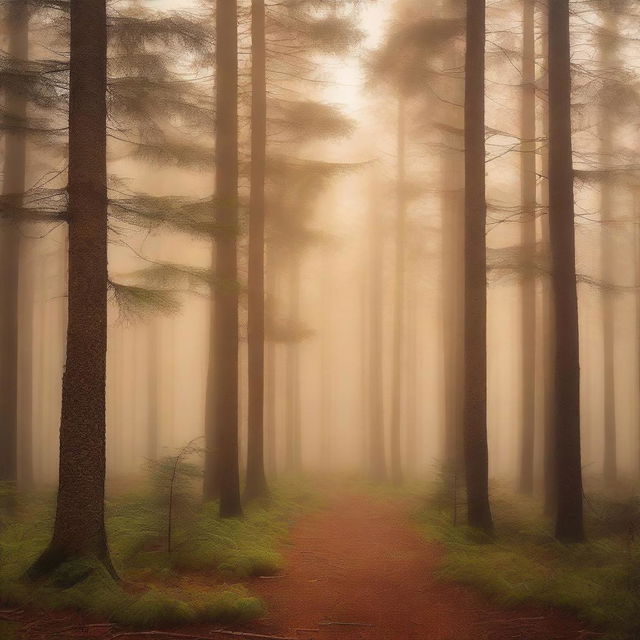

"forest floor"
[1,491,596,640]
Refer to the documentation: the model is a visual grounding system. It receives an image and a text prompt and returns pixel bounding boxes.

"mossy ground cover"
[0,477,317,630]
[411,482,640,640]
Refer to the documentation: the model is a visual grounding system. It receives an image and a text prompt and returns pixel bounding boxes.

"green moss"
[115,589,196,628]
[413,491,640,640]
[0,479,315,630]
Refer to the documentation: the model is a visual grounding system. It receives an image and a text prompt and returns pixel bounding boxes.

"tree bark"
[245,0,269,501]
[548,0,584,543]
[518,0,537,496]
[462,0,493,534]
[28,0,115,576]
[0,0,28,489]
[203,0,242,518]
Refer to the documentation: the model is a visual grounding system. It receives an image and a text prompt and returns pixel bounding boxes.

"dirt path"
[245,493,591,640]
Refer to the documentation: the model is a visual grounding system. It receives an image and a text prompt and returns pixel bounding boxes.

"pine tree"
[245,0,269,501]
[518,0,537,496]
[28,0,115,576]
[462,0,493,534]
[203,0,243,518]
[548,0,584,543]
[0,0,28,490]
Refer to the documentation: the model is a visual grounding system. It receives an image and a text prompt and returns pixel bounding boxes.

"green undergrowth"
[413,484,640,640]
[0,476,317,628]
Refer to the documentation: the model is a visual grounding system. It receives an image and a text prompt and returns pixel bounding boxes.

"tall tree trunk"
[538,2,556,515]
[18,241,34,489]
[404,271,418,476]
[635,191,640,481]
[264,339,277,475]
[28,0,115,576]
[368,172,387,482]
[285,255,301,472]
[463,0,493,534]
[518,0,537,496]
[245,0,269,501]
[548,0,584,543]
[440,7,465,476]
[320,247,332,463]
[0,0,28,489]
[599,10,618,489]
[390,96,407,486]
[146,319,160,462]
[441,146,465,473]
[203,0,242,517]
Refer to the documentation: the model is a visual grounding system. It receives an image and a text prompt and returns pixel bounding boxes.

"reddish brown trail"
[245,493,591,640]
[7,493,594,640]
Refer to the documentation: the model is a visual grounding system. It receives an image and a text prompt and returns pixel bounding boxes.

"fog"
[4,0,640,636]
[12,0,639,493]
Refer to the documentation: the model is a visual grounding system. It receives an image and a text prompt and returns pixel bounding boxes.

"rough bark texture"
[462,0,493,534]
[518,0,537,496]
[390,97,407,486]
[368,173,387,482]
[548,0,585,543]
[245,0,269,501]
[203,0,242,518]
[28,0,115,576]
[0,0,28,487]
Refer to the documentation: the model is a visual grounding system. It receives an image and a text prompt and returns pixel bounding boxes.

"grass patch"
[0,477,316,629]
[414,487,640,640]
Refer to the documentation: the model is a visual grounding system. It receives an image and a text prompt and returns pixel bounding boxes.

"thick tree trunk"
[245,0,269,501]
[518,0,537,496]
[390,96,407,486]
[368,172,387,482]
[28,0,115,576]
[203,0,242,517]
[0,0,28,489]
[548,0,584,543]
[599,11,618,489]
[463,0,493,534]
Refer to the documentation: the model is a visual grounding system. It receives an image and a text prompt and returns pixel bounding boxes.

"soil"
[245,492,593,640]
[2,491,596,640]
